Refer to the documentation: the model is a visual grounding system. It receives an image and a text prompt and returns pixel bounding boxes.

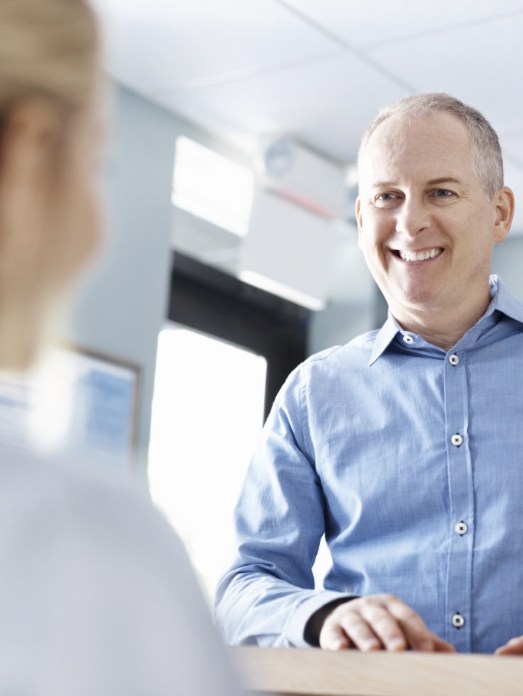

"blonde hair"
[0,0,100,371]
[0,0,99,114]
[358,93,503,200]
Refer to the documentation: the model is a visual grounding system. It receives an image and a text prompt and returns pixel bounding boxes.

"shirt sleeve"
[215,364,352,647]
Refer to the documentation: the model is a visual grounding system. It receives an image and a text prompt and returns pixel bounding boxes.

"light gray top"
[0,446,243,695]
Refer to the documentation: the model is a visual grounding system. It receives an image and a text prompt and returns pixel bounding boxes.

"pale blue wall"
[493,236,523,299]
[69,85,178,484]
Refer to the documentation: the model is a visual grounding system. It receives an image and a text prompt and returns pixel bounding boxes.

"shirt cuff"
[284,591,355,648]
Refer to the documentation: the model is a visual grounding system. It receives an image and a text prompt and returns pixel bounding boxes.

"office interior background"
[21,0,523,600]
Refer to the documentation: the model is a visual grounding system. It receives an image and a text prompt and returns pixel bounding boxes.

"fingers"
[319,594,454,654]
[432,634,457,653]
[386,597,437,651]
[321,606,388,652]
[319,619,352,651]
[495,636,523,656]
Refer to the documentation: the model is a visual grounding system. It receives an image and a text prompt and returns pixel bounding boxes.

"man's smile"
[392,248,444,262]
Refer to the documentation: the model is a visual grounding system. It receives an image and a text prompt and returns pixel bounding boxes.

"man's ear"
[355,196,363,249]
[493,186,515,243]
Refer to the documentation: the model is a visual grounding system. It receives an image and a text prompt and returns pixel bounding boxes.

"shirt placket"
[443,349,474,652]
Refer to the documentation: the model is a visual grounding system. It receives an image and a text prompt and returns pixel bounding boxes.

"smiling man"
[216,93,523,656]
[356,100,513,351]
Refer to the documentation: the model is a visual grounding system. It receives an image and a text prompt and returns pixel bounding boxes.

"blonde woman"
[0,2,243,693]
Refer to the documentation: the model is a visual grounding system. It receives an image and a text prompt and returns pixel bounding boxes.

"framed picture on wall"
[0,343,141,475]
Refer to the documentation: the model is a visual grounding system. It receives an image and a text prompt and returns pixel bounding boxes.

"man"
[215,93,523,655]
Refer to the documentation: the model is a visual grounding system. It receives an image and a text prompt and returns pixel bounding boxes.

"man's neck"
[390,291,493,352]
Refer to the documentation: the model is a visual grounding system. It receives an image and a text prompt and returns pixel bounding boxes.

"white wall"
[308,231,377,354]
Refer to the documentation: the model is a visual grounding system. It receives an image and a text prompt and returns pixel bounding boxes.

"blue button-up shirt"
[216,276,523,654]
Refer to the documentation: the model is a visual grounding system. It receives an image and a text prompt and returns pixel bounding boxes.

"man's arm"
[215,366,353,647]
[216,364,455,652]
[216,365,455,652]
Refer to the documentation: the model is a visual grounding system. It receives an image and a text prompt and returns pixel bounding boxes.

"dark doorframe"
[167,252,309,420]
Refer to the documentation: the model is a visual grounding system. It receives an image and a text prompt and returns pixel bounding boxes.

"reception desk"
[231,646,523,696]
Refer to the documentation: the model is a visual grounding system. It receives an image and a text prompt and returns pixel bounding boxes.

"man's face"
[356,112,511,328]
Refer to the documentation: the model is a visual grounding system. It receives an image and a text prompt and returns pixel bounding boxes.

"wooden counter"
[231,646,523,696]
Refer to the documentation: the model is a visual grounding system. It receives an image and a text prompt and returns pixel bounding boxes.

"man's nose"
[395,197,430,237]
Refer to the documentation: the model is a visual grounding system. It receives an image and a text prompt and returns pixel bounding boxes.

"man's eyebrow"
[426,176,462,186]
[370,181,396,188]
[369,176,462,188]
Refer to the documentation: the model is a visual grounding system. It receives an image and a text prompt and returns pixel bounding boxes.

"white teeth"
[398,248,442,262]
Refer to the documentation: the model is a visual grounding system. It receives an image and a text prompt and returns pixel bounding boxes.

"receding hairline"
[357,92,504,199]
[359,104,472,158]
[358,109,474,169]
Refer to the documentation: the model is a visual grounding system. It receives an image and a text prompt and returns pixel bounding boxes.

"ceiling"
[91,0,523,236]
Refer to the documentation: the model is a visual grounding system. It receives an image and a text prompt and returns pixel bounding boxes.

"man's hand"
[319,594,455,653]
[495,636,523,656]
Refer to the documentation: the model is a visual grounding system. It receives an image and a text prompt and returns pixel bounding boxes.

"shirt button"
[451,433,463,447]
[454,521,468,535]
[403,334,414,344]
[449,354,459,366]
[451,613,465,629]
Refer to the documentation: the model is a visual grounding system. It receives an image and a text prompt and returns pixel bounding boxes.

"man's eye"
[375,192,401,203]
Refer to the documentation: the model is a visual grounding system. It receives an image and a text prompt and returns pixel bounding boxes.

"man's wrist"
[304,596,358,646]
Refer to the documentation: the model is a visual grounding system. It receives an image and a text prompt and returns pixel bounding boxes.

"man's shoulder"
[304,328,381,368]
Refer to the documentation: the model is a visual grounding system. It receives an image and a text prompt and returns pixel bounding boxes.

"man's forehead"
[359,112,474,182]
[368,111,469,149]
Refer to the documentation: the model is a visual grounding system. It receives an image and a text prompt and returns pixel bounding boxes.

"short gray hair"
[358,93,503,199]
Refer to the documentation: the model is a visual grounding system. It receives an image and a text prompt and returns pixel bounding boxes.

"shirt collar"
[484,274,523,322]
[368,314,401,365]
[368,274,523,366]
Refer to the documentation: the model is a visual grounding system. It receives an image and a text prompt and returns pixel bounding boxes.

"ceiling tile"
[364,14,523,135]
[281,0,523,49]
[92,0,340,93]
[151,53,406,162]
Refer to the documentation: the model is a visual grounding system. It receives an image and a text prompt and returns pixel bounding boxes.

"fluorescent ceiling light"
[239,270,325,311]
[172,136,254,236]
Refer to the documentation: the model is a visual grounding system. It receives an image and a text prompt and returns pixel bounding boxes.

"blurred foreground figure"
[0,1,243,693]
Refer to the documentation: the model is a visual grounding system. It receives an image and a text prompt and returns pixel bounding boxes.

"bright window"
[148,324,266,601]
